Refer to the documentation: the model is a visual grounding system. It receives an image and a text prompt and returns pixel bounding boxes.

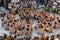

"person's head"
[46,36,49,40]
[39,24,43,28]
[57,17,59,20]
[34,37,39,40]
[48,1,52,4]
[48,22,50,25]
[27,25,30,27]
[58,3,60,5]
[58,11,60,14]
[20,38,24,40]
[49,23,51,26]
[9,35,12,38]
[26,28,29,31]
[18,27,22,30]
[45,16,48,18]
[52,18,54,21]
[14,35,17,39]
[4,34,7,39]
[3,13,6,16]
[6,36,11,40]
[11,37,14,40]
[14,20,17,22]
[11,25,13,28]
[51,35,54,38]
[44,22,46,24]
[37,20,40,23]
[55,22,57,24]
[11,6,14,8]
[10,20,12,23]
[9,10,11,13]
[50,35,54,40]
[57,34,60,38]
[1,19,4,21]
[24,37,31,40]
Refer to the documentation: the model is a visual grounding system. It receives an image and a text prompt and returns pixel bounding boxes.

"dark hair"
[27,25,30,27]
[17,38,24,40]
[55,22,57,24]
[4,22,6,24]
[46,19,49,21]
[38,21,40,23]
[18,27,22,30]
[52,35,54,38]
[39,24,43,28]
[14,20,17,22]
[49,24,51,26]
[1,19,4,21]
[51,35,54,40]
[11,6,14,8]
[45,16,48,18]
[11,25,13,27]
[34,37,39,40]
[46,36,49,40]
[14,35,17,39]
[50,20,52,22]
[26,28,29,31]
[9,10,11,13]
[57,34,60,38]
[7,16,10,19]
[44,22,46,24]
[20,38,24,40]
[48,22,50,25]
[10,20,12,23]
[4,34,7,39]
[18,19,19,21]
[9,35,12,38]
[52,18,54,21]
[11,37,14,40]
[4,13,6,16]
[24,37,31,40]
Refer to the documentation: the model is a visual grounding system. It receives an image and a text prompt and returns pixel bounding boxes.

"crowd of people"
[8,0,37,11]
[0,0,60,40]
[44,0,60,14]
[0,34,59,40]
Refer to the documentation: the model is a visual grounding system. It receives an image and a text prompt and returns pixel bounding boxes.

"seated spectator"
[9,25,14,34]
[24,36,31,40]
[10,6,16,15]
[34,36,39,40]
[14,34,17,39]
[48,23,53,33]
[43,35,47,40]
[6,36,11,40]
[46,36,49,40]
[25,27,32,36]
[55,34,60,40]
[50,35,54,40]
[11,37,14,40]
[4,34,7,39]
[46,1,53,8]
[16,28,22,36]
[36,22,45,35]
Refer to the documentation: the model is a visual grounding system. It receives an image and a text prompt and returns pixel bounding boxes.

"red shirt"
[43,36,47,40]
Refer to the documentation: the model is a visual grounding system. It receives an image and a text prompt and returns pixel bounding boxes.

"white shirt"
[8,3,12,9]
[57,0,60,3]
[15,4,19,9]
[55,38,59,40]
[52,2,57,9]
[59,16,60,20]
[53,2,57,6]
